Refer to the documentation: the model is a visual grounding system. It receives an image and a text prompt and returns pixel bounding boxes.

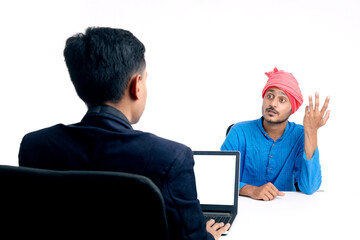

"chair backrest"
[226,123,234,136]
[0,164,169,239]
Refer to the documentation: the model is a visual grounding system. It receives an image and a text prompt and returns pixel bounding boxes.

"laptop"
[193,150,240,233]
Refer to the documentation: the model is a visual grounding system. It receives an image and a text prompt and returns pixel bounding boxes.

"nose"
[269,98,278,108]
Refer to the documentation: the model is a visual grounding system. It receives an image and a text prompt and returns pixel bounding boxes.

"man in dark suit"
[18,27,229,240]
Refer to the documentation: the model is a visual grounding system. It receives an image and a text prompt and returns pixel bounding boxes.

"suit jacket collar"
[85,105,132,129]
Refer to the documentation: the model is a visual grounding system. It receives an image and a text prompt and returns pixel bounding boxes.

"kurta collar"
[257,117,289,142]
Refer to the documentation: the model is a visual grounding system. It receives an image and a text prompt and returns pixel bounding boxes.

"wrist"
[304,129,318,160]
[240,184,256,198]
[304,127,317,137]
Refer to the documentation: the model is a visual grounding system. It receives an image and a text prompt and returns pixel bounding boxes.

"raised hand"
[303,92,330,132]
[303,92,330,159]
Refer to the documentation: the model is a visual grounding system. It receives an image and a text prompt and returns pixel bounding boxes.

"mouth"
[266,108,279,115]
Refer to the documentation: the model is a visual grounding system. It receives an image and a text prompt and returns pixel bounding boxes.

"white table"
[223,191,360,240]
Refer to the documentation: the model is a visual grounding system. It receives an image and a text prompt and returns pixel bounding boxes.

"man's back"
[18,26,230,239]
[19,105,212,240]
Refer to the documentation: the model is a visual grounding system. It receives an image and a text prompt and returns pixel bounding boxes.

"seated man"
[221,68,330,201]
[18,27,229,240]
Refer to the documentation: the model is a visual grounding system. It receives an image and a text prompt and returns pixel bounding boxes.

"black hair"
[63,27,146,106]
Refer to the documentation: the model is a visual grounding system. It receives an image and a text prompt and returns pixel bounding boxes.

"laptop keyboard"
[204,215,231,224]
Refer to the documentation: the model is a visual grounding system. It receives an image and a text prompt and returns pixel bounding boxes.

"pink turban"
[262,67,303,114]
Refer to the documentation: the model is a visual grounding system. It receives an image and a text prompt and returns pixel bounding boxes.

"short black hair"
[63,27,146,106]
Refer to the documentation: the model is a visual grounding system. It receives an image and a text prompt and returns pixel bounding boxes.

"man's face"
[262,87,292,124]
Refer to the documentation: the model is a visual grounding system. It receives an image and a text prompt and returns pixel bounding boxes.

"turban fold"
[262,67,303,114]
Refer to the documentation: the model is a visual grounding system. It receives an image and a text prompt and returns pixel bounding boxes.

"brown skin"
[105,68,230,239]
[303,92,330,160]
[240,88,330,201]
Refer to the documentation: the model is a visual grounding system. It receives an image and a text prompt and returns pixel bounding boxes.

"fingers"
[309,93,330,114]
[306,93,331,129]
[320,96,330,116]
[322,110,331,125]
[206,219,230,230]
[278,191,286,196]
[262,192,272,201]
[308,92,320,113]
[257,183,284,201]
[212,222,229,231]
[308,95,314,113]
[216,222,231,235]
[206,219,231,240]
[266,186,279,200]
[314,92,320,111]
[265,183,283,201]
[304,106,309,116]
[206,219,215,228]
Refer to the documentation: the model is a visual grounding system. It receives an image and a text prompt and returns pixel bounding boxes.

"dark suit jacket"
[19,105,214,240]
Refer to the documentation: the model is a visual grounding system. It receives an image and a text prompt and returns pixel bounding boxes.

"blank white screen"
[193,154,236,205]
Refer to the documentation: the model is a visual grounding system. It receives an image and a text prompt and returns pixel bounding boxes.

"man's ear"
[129,74,141,100]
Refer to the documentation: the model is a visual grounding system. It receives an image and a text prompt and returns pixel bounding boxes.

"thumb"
[278,191,285,196]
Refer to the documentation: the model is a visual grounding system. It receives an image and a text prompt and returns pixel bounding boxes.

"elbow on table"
[300,187,317,195]
[298,179,322,195]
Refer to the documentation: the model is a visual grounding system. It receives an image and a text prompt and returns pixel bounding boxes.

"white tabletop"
[223,191,360,240]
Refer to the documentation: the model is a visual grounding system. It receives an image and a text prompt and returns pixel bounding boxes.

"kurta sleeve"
[295,147,322,194]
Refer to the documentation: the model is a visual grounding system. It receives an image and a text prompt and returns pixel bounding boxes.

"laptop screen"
[193,151,239,206]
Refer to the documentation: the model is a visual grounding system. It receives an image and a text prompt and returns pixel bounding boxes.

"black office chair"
[226,123,234,136]
[0,164,169,239]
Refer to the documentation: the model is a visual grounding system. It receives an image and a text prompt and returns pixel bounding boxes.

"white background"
[1,0,359,195]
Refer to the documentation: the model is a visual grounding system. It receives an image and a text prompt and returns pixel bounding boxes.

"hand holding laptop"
[206,219,231,240]
[193,151,240,237]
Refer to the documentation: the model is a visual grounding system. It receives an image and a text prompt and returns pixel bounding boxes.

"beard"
[263,106,292,125]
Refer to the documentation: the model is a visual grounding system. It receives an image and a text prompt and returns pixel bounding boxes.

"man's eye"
[280,98,286,103]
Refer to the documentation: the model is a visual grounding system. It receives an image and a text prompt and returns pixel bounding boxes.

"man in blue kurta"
[221,68,330,201]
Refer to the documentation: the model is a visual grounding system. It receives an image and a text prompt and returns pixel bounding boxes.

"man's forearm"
[304,129,317,160]
[239,184,254,197]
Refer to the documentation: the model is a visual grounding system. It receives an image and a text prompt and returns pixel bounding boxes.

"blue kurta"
[221,117,322,194]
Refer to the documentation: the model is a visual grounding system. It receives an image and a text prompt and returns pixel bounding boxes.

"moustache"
[266,107,279,115]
